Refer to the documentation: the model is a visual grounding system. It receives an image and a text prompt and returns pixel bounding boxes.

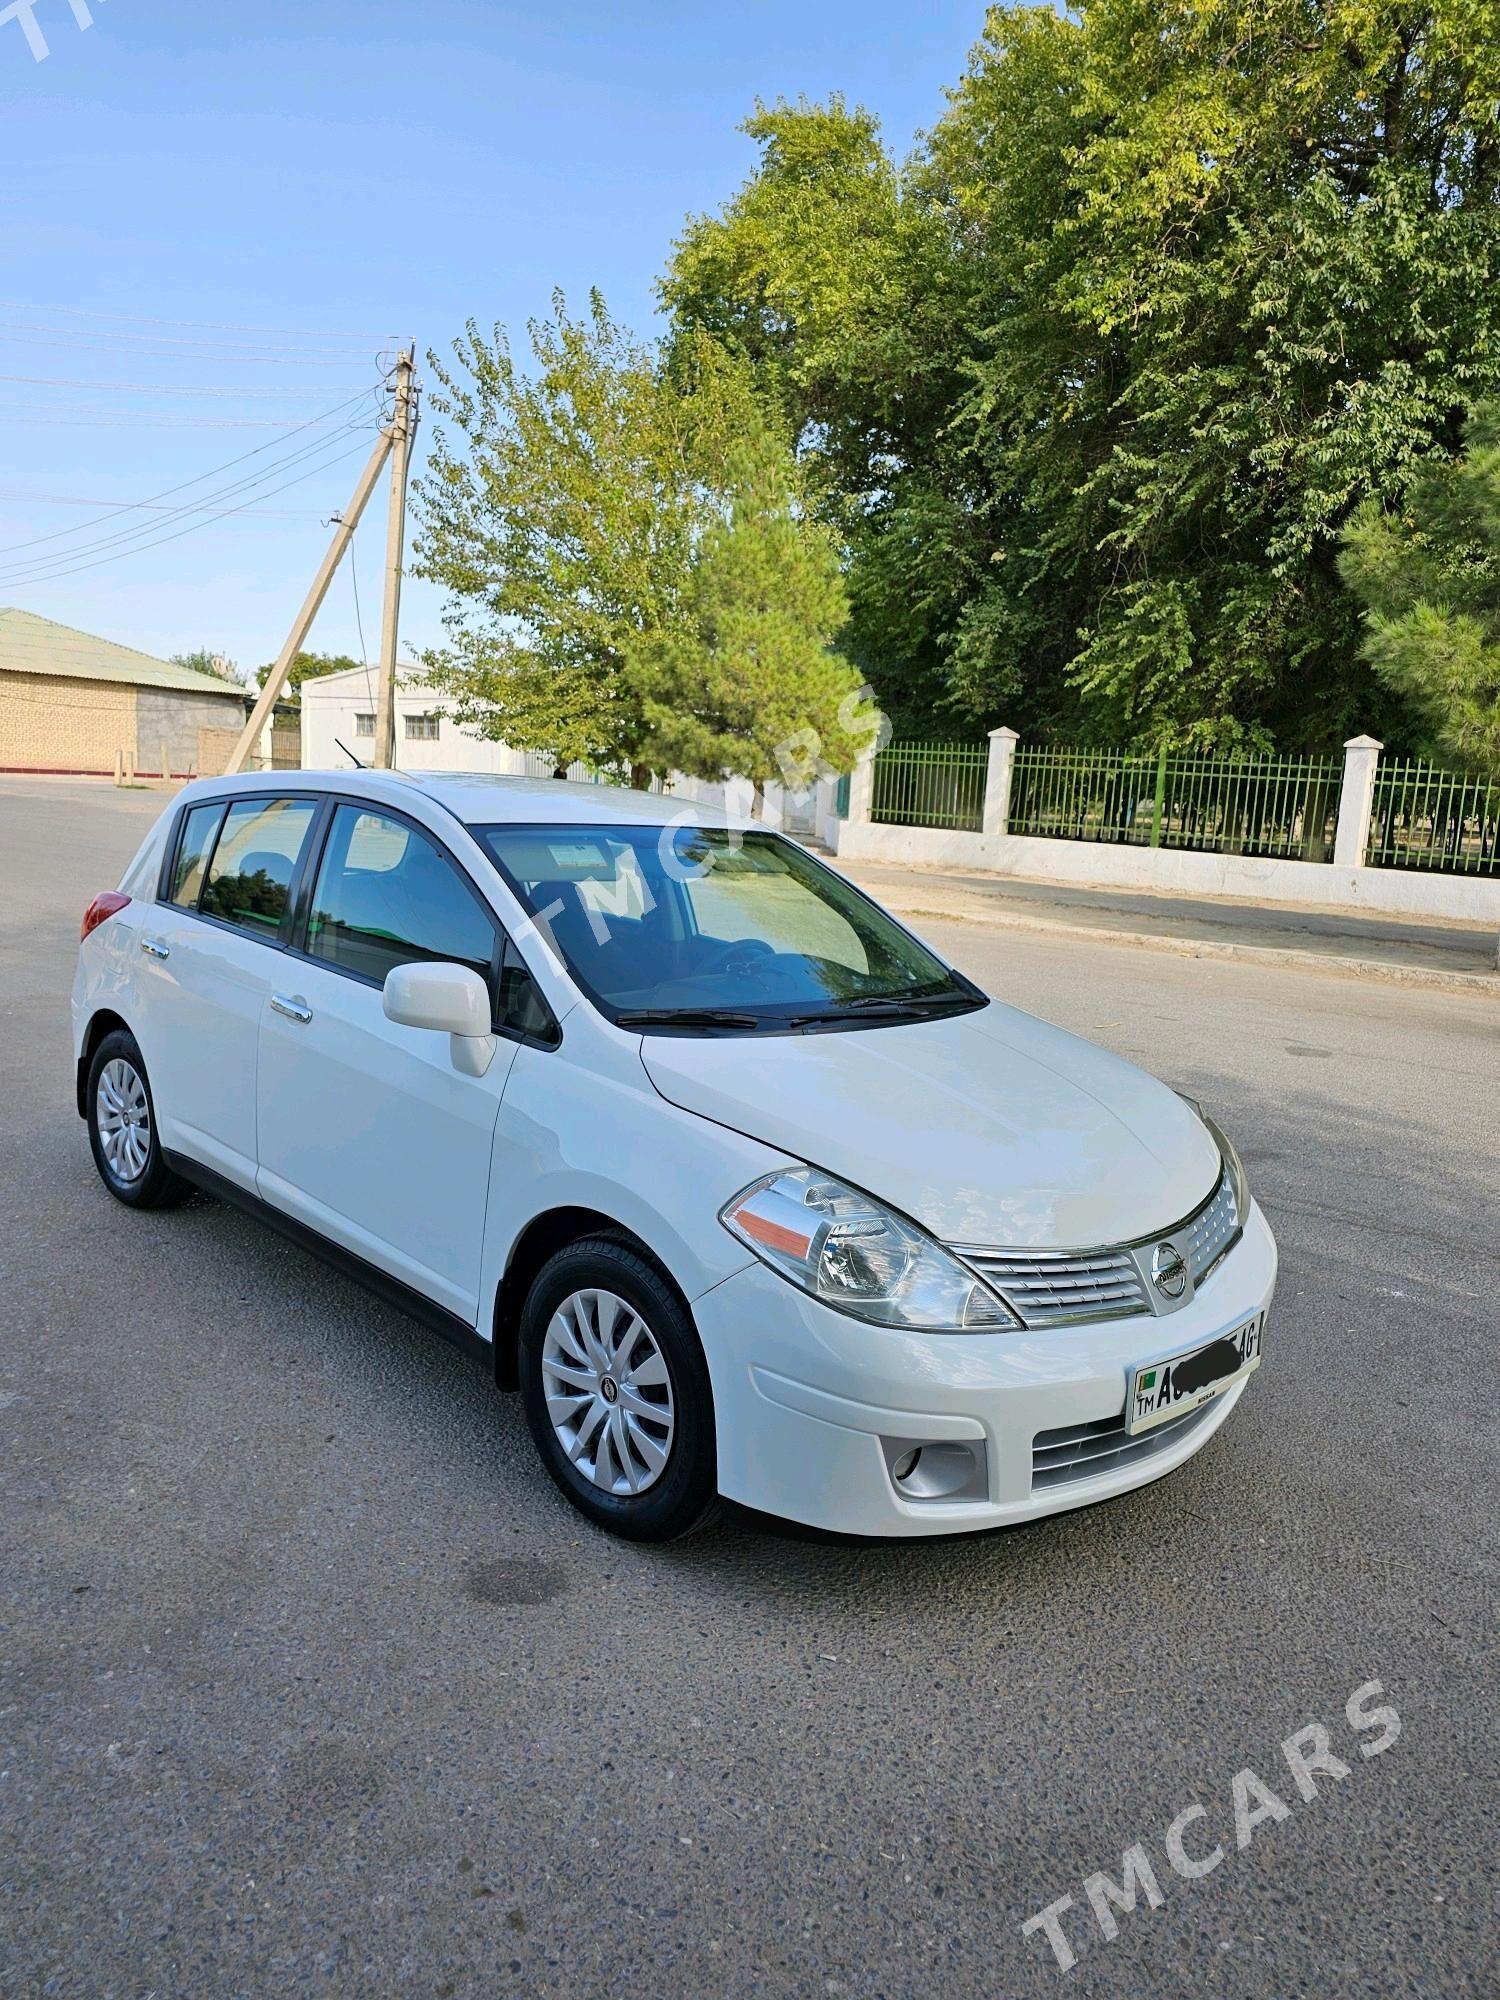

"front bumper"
[695,1200,1277,1536]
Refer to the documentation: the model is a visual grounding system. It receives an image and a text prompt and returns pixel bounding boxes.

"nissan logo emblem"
[1151,1241,1188,1300]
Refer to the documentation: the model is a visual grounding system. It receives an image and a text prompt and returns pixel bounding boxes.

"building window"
[354,712,375,737]
[405,712,441,742]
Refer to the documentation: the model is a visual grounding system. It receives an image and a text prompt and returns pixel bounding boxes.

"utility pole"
[226,428,393,773]
[226,345,419,776]
[373,348,418,771]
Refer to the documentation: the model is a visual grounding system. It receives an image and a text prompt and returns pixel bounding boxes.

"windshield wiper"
[614,1007,763,1031]
[843,989,970,1011]
[788,990,977,1027]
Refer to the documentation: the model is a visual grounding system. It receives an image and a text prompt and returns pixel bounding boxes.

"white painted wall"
[298,664,843,837]
[831,818,1500,926]
[299,664,525,775]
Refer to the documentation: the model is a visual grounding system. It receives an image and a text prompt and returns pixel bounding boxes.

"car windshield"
[475,822,986,1032]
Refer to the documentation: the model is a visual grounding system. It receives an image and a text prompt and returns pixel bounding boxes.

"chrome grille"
[1181,1172,1239,1283]
[954,1168,1241,1329]
[959,1248,1150,1329]
[1032,1399,1213,1490]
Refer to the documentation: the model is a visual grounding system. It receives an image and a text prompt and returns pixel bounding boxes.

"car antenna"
[334,736,368,769]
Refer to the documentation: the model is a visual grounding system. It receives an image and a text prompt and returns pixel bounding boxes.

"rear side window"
[170,802,225,909]
[200,797,319,939]
[306,806,496,988]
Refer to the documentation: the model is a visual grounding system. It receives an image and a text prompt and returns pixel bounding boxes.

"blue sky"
[0,0,983,676]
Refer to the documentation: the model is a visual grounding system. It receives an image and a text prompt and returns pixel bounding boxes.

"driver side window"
[304,805,559,1043]
[306,807,496,989]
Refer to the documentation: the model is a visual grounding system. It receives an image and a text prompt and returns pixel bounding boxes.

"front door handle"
[270,993,313,1024]
[140,937,170,960]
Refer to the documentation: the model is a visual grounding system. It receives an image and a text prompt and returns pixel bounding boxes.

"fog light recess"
[880,1436,988,1503]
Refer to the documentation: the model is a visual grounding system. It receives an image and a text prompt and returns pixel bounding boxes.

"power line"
[0,427,378,586]
[5,410,375,429]
[0,372,379,398]
[0,389,378,555]
[0,422,374,581]
[0,418,376,575]
[0,487,325,519]
[0,438,377,589]
[0,300,408,342]
[0,328,381,364]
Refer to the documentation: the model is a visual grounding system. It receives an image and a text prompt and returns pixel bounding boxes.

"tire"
[518,1236,719,1541]
[85,1029,193,1210]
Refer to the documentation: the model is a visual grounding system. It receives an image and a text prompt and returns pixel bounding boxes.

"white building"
[299,662,525,775]
[298,660,838,840]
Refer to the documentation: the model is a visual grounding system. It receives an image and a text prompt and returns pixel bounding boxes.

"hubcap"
[96,1057,151,1183]
[541,1288,675,1496]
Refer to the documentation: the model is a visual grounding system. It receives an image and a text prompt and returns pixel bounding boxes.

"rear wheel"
[86,1029,192,1210]
[518,1237,718,1541]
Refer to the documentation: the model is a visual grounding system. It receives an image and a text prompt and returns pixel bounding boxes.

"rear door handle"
[270,993,313,1024]
[140,937,170,960]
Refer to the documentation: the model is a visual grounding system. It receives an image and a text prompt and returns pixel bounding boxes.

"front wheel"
[518,1237,719,1541]
[86,1029,192,1210]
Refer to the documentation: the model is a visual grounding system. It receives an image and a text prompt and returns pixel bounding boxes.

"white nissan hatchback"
[73,771,1275,1540]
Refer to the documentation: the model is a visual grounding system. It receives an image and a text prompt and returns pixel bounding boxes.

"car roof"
[407,770,739,829]
[176,767,739,831]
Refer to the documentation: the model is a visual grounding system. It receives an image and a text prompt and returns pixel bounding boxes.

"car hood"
[639,1003,1222,1248]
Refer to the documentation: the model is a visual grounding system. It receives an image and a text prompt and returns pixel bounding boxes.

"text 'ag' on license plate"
[1126,1315,1264,1435]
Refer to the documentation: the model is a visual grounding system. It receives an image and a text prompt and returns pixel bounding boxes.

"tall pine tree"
[634,416,873,804]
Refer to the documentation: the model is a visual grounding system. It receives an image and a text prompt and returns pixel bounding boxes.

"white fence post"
[846,752,875,826]
[1333,734,1383,868]
[983,727,1019,837]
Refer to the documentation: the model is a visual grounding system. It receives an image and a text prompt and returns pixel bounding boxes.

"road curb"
[865,891,1500,999]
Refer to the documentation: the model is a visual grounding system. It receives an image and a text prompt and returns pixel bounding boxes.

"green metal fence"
[1007,746,1343,859]
[1007,747,1156,844]
[872,742,988,830]
[1366,760,1500,875]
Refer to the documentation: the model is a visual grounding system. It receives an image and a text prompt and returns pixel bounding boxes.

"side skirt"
[163,1149,493,1371]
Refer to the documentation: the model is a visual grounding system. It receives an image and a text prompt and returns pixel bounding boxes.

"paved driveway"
[2,777,1496,1998]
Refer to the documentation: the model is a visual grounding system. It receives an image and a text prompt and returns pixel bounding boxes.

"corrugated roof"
[0,608,248,699]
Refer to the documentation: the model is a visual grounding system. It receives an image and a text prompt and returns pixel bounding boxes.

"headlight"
[1204,1116,1250,1222]
[720,1167,1017,1332]
[1178,1092,1250,1221]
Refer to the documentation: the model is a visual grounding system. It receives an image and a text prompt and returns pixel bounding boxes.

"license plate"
[1126,1315,1264,1435]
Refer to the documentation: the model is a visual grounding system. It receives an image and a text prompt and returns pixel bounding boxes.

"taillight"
[81,891,131,942]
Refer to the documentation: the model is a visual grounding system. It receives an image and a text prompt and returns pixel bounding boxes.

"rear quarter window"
[169,802,226,909]
[199,797,319,939]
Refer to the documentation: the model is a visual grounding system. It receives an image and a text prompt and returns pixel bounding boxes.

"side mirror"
[383,961,496,1076]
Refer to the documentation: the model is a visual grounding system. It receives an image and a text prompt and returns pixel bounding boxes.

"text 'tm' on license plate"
[1126,1315,1264,1435]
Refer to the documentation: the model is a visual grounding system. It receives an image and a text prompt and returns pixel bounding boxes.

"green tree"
[662,98,975,737]
[254,651,361,700]
[1340,402,1500,769]
[663,5,1500,748]
[413,290,862,784]
[634,415,872,803]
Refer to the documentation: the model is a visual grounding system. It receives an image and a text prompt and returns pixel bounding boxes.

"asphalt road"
[2,777,1496,2000]
[834,856,1500,981]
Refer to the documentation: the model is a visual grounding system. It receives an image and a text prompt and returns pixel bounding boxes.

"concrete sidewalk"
[827,853,1500,996]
